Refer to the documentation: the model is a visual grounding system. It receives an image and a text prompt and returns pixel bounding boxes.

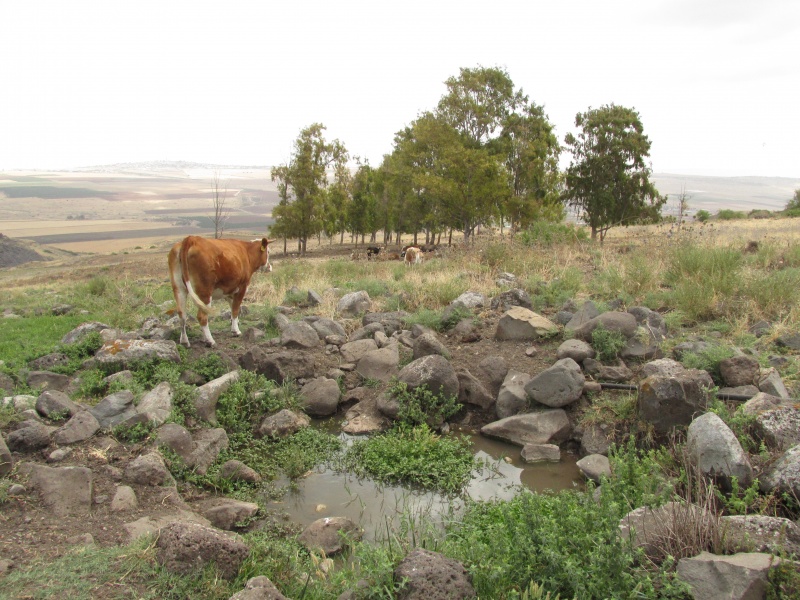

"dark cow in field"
[168,235,273,347]
[366,246,382,260]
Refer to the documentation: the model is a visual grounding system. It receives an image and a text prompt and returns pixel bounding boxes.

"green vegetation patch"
[0,185,115,199]
[342,424,477,494]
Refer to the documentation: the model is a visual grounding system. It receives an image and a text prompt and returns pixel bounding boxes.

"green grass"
[341,424,477,494]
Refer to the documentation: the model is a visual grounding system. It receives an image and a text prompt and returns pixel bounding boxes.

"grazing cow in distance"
[366,246,381,260]
[168,235,273,347]
[404,246,423,267]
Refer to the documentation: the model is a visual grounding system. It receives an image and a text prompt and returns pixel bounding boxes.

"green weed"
[591,324,627,363]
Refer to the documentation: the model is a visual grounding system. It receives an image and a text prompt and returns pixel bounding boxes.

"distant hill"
[652,173,800,215]
[0,234,49,268]
[75,160,268,172]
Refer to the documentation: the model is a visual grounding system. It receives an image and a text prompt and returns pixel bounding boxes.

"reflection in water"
[263,429,585,541]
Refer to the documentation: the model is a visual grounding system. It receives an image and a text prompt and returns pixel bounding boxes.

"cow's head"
[258,238,275,272]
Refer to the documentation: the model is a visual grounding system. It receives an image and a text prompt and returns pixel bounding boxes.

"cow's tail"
[179,238,221,317]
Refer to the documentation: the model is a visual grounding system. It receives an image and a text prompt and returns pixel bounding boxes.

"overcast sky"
[1,0,798,177]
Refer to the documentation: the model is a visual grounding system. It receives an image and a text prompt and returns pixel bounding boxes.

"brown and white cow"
[403,246,423,267]
[168,235,273,347]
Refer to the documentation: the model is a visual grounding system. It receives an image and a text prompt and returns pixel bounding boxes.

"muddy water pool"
[263,428,584,541]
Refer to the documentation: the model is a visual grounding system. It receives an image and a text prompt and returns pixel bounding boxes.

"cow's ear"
[261,238,268,252]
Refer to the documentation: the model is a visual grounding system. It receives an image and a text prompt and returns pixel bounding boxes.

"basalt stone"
[298,517,362,556]
[638,369,714,435]
[239,348,315,384]
[481,410,571,447]
[258,409,310,438]
[393,549,475,600]
[524,358,585,408]
[27,371,71,392]
[156,521,249,580]
[36,389,81,420]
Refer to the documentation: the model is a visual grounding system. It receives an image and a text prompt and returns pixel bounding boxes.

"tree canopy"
[563,104,664,242]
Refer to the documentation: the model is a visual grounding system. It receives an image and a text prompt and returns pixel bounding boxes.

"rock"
[451,291,487,309]
[760,445,800,498]
[495,307,558,341]
[6,421,54,451]
[718,385,760,399]
[593,362,634,382]
[300,377,341,417]
[520,443,560,463]
[722,515,800,555]
[340,339,379,363]
[258,409,310,438]
[186,428,229,475]
[240,348,316,384]
[753,407,800,450]
[89,390,137,428]
[495,370,531,419]
[91,339,181,367]
[775,332,800,351]
[0,433,13,476]
[490,288,533,311]
[556,339,595,362]
[201,499,260,530]
[349,322,385,342]
[572,311,638,342]
[677,552,778,600]
[219,460,262,484]
[156,423,194,459]
[757,368,790,399]
[156,521,249,580]
[336,291,372,317]
[719,356,760,388]
[638,369,714,435]
[412,332,448,359]
[481,410,571,447]
[476,356,508,397]
[524,358,585,408]
[52,410,101,445]
[563,301,599,332]
[356,346,400,382]
[393,548,475,600]
[298,517,362,555]
[136,382,173,426]
[342,393,388,435]
[620,331,663,362]
[671,340,713,361]
[125,452,173,486]
[111,485,138,511]
[123,509,211,542]
[20,463,93,516]
[36,390,81,420]
[309,317,346,339]
[576,454,611,483]
[456,370,494,411]
[280,321,320,349]
[61,321,111,344]
[48,447,71,462]
[397,355,459,401]
[28,352,70,371]
[740,392,793,416]
[194,371,240,424]
[627,306,667,335]
[580,425,611,456]
[638,358,686,380]
[229,576,288,600]
[25,371,69,392]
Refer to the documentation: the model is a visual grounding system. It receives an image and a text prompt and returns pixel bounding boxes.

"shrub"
[681,345,735,384]
[341,424,476,494]
[717,209,746,220]
[695,209,711,222]
[112,421,154,444]
[389,381,461,427]
[591,324,627,363]
[517,221,588,246]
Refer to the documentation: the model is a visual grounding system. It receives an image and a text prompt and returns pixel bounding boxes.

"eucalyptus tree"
[348,163,380,244]
[500,102,563,232]
[270,123,348,254]
[563,104,664,242]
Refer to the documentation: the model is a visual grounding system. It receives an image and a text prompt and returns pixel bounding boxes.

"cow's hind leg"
[230,290,246,337]
[169,257,191,347]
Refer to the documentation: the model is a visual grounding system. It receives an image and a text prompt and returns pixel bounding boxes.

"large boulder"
[572,311,638,342]
[480,410,571,447]
[185,428,229,475]
[677,552,779,600]
[456,369,494,411]
[136,382,173,426]
[495,370,531,419]
[722,515,800,556]
[412,332,448,360]
[52,410,101,445]
[308,317,346,339]
[686,412,753,490]
[125,451,173,486]
[89,390,137,428]
[760,444,800,499]
[19,463,93,516]
[61,321,111,345]
[563,301,599,333]
[397,355,459,400]
[26,371,70,392]
[719,356,760,388]
[239,348,316,384]
[280,321,320,349]
[91,339,180,367]
[155,521,249,580]
[6,421,55,451]
[524,358,585,408]
[298,517,362,556]
[258,409,310,438]
[556,339,595,363]
[495,307,558,341]
[356,346,400,382]
[336,291,371,317]
[299,377,341,417]
[490,288,533,312]
[638,369,714,435]
[36,390,81,420]
[340,339,379,363]
[195,371,240,423]
[394,548,475,600]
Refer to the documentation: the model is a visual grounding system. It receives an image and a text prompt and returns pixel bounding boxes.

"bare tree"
[211,170,230,239]
[674,184,691,232]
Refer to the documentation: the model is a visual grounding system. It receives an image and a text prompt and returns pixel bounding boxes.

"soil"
[0,240,572,581]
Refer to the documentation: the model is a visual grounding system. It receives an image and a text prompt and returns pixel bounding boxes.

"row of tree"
[268,67,665,252]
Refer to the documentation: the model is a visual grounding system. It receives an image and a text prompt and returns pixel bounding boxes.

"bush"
[517,221,588,246]
[591,324,627,363]
[680,345,735,385]
[341,424,476,494]
[695,209,711,222]
[717,209,746,220]
[389,381,461,427]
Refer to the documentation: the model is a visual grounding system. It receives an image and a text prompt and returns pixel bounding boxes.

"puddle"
[263,428,584,541]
